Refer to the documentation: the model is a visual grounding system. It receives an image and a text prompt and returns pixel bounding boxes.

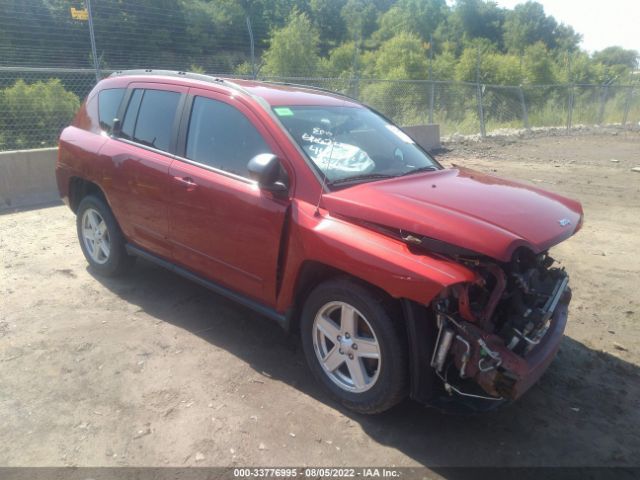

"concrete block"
[402,124,441,151]
[0,147,60,212]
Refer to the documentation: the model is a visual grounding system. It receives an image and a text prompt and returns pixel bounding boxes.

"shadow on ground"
[91,259,640,468]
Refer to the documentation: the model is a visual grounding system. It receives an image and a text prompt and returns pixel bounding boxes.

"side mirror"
[247,154,288,195]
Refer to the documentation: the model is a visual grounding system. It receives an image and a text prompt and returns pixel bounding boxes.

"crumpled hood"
[322,168,583,261]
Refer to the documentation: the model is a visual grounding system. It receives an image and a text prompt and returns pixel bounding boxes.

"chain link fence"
[1,67,639,152]
[2,1,639,151]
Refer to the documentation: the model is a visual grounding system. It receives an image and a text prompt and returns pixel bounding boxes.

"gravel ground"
[1,132,639,469]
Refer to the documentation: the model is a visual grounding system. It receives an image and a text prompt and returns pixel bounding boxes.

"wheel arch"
[287,260,403,334]
[288,260,440,404]
[68,177,107,213]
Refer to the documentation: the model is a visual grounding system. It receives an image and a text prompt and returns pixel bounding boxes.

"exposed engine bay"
[430,248,571,401]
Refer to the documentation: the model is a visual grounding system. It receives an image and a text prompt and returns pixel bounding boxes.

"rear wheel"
[300,278,408,414]
[76,195,134,276]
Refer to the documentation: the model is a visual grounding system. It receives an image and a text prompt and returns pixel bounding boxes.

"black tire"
[76,194,135,277]
[300,277,408,414]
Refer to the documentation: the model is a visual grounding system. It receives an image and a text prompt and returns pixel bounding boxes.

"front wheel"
[76,195,134,276]
[300,278,408,414]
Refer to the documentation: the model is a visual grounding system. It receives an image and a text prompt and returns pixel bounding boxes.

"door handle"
[173,176,198,190]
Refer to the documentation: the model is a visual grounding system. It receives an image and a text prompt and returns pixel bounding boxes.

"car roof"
[105,70,362,108]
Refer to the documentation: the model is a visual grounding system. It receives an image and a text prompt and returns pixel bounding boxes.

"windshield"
[272,105,440,186]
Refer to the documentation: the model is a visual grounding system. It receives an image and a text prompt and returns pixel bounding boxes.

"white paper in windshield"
[313,142,375,180]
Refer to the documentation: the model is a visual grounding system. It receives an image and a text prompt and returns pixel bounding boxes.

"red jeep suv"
[57,70,583,413]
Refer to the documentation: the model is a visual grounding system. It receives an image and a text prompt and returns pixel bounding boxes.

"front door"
[168,89,290,306]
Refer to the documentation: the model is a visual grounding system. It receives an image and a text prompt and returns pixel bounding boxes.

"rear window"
[120,89,181,152]
[98,88,125,133]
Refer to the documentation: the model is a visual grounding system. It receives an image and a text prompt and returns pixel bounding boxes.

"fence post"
[245,16,256,79]
[476,49,486,137]
[518,85,529,130]
[597,82,609,125]
[622,86,634,126]
[351,33,360,99]
[476,83,485,137]
[566,84,574,131]
[428,35,434,124]
[85,0,100,81]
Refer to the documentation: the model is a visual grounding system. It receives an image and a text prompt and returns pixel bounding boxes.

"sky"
[492,0,640,54]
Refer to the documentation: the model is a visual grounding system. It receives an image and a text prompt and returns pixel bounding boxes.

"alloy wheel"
[81,208,111,265]
[312,301,382,393]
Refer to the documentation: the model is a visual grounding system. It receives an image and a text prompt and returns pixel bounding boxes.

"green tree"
[340,0,379,41]
[455,46,521,84]
[375,0,448,43]
[325,42,359,78]
[522,42,556,84]
[261,10,321,76]
[360,33,430,124]
[310,0,347,51]
[450,0,506,48]
[368,32,429,79]
[592,47,639,70]
[503,1,556,54]
[0,79,80,150]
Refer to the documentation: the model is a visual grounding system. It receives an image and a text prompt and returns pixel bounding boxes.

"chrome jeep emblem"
[558,218,571,227]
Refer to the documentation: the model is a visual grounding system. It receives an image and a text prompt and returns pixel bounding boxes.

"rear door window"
[185,96,272,177]
[120,88,181,153]
[98,88,125,133]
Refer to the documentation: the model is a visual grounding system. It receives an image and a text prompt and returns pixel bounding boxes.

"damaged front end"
[430,248,571,403]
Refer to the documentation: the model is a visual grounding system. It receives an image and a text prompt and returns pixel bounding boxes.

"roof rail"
[107,70,357,104]
[260,79,358,102]
[107,69,251,96]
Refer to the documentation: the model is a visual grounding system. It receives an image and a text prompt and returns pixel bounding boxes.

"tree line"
[1,0,637,84]
[1,0,638,150]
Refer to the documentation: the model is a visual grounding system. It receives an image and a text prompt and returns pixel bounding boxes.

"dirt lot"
[1,132,639,469]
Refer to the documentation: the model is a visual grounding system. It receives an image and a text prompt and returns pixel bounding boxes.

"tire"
[76,194,135,276]
[300,278,408,414]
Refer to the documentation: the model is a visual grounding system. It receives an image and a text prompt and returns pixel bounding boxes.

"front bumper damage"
[431,265,571,403]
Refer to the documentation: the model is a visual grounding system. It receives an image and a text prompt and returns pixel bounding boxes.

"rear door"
[100,82,186,258]
[168,88,291,306]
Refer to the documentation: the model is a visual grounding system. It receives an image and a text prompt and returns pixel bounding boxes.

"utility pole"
[85,0,100,82]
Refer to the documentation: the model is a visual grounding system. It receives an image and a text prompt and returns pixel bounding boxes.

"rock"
[133,425,151,439]
[258,442,267,450]
[632,167,640,173]
[195,452,205,462]
[613,342,628,352]
[289,432,296,437]
[609,159,620,163]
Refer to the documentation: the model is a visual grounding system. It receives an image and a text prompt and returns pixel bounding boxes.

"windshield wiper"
[329,173,397,186]
[399,166,438,177]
